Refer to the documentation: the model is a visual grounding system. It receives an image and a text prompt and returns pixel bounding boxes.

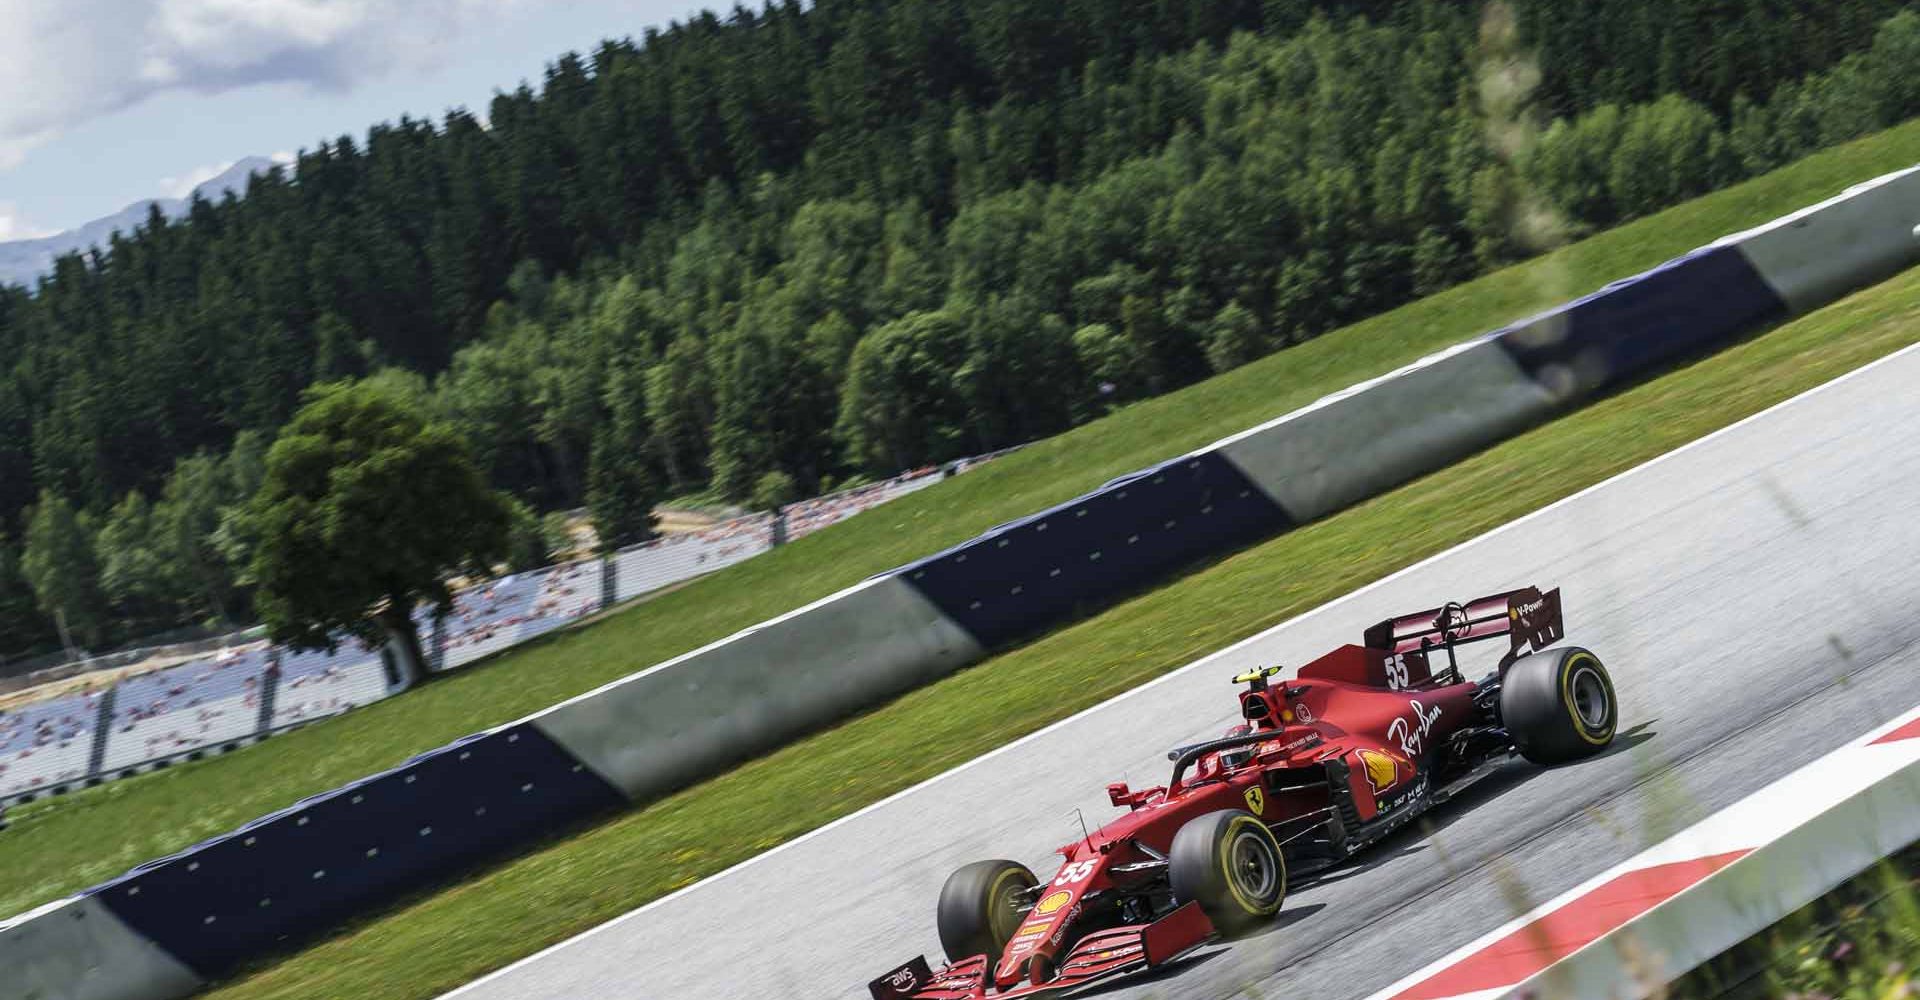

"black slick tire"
[937,859,1038,963]
[1168,809,1286,933]
[1500,645,1618,764]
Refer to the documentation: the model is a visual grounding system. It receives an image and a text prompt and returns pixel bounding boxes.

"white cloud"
[0,0,524,170]
[0,126,60,172]
[158,159,237,198]
[0,203,57,242]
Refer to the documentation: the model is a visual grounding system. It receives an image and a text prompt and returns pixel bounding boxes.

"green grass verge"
[183,192,1920,999]
[4,118,1920,966]
[1671,843,1920,999]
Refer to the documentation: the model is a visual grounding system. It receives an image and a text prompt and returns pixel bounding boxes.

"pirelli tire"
[1168,809,1286,933]
[1501,645,1618,764]
[937,859,1038,964]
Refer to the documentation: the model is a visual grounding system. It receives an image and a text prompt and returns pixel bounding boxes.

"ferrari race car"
[870,585,1618,1000]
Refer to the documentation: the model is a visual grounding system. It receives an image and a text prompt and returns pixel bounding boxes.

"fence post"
[86,683,118,779]
[771,507,788,548]
[601,552,617,609]
[257,648,281,736]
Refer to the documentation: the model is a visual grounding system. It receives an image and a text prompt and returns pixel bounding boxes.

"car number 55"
[1053,860,1097,885]
[1384,653,1411,690]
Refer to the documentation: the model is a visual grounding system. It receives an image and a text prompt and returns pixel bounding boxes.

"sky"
[0,0,718,239]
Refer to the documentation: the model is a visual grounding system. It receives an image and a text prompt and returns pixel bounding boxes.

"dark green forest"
[5,0,1920,657]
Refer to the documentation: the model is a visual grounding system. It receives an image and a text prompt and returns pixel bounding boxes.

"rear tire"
[1168,809,1285,933]
[1501,646,1617,764]
[937,859,1038,963]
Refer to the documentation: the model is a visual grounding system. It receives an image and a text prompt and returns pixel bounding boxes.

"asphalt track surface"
[443,343,1920,1000]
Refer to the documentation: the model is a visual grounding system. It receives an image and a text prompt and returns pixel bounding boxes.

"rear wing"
[1362,586,1564,674]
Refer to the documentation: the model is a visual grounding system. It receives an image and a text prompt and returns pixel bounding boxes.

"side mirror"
[1107,782,1132,807]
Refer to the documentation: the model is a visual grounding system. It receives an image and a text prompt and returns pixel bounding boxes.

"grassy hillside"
[5,118,1920,948]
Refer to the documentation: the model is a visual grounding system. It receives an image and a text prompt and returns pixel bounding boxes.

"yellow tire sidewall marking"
[987,867,1030,945]
[1217,816,1284,916]
[1560,652,1615,746]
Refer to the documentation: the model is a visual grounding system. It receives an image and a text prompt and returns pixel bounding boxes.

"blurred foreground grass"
[1673,843,1920,999]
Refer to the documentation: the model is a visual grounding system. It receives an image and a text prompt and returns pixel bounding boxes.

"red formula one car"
[870,586,1619,1000]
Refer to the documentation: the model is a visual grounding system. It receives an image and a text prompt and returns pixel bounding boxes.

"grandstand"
[783,466,947,541]
[0,450,1008,804]
[0,640,396,800]
[433,559,604,669]
[100,648,267,772]
[609,464,956,595]
[612,512,777,598]
[266,643,391,729]
[0,691,97,799]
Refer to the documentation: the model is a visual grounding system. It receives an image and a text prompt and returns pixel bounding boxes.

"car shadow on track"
[1594,721,1659,760]
[1237,900,1330,941]
[1296,720,1660,891]
[1080,725,1662,997]
[1076,947,1231,998]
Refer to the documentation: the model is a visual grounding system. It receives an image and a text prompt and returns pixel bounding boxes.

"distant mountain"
[0,156,279,288]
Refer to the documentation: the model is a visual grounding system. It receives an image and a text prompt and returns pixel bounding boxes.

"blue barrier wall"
[900,245,1788,652]
[85,722,623,979]
[896,452,1290,649]
[1492,245,1787,394]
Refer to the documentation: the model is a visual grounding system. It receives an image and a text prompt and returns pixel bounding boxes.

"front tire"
[1168,809,1285,933]
[1501,645,1617,764]
[937,859,1037,963]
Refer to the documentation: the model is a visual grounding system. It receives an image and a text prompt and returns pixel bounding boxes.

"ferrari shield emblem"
[1244,786,1265,815]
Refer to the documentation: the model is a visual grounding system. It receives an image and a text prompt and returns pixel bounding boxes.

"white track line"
[440,339,1920,999]
[1363,699,1920,1000]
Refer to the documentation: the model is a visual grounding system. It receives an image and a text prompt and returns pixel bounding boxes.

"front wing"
[868,903,1215,1000]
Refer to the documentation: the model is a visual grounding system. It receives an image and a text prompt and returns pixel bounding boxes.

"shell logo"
[1358,748,1398,793]
[1034,890,1072,916]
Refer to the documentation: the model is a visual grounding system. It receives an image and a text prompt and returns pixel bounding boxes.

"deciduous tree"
[21,492,103,658]
[245,381,509,685]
